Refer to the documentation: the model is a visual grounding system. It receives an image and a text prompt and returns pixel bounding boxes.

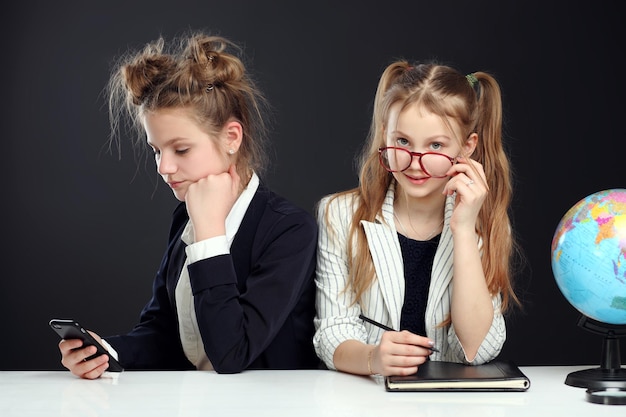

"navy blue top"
[398,233,440,337]
[106,184,320,373]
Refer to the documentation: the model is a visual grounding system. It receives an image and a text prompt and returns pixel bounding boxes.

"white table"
[1,366,624,416]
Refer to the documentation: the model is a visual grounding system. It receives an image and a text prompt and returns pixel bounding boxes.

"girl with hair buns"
[57,31,320,378]
[313,61,520,376]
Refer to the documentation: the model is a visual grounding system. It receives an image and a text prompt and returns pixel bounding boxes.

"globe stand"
[564,315,626,405]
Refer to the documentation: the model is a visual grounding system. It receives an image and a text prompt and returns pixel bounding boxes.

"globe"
[551,189,626,325]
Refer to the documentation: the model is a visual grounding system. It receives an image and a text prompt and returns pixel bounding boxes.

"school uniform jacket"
[106,184,320,373]
[313,183,505,369]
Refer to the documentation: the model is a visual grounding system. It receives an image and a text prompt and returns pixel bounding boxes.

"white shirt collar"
[181,172,260,247]
[225,172,259,245]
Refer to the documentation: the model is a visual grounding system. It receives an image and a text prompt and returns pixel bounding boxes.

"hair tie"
[466,73,478,87]
[465,73,480,99]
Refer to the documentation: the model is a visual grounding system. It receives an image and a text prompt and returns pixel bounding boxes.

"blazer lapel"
[230,185,269,290]
[360,188,457,332]
[360,186,404,330]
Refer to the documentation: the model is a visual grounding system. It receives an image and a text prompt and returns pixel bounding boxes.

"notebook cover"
[385,360,531,392]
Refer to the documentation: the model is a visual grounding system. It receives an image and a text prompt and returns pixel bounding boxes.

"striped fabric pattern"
[313,183,505,369]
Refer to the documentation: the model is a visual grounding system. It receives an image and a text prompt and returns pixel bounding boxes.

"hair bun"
[184,35,245,87]
[123,54,175,105]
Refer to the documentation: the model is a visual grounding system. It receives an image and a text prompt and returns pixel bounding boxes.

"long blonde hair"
[325,61,519,313]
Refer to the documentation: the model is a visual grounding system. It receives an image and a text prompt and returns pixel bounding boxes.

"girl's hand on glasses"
[443,157,487,230]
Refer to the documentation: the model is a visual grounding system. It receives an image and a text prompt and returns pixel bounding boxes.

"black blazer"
[106,184,320,373]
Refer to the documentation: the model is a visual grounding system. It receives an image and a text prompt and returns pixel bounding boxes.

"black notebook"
[385,360,530,392]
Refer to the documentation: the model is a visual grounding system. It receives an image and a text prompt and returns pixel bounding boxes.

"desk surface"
[1,366,624,416]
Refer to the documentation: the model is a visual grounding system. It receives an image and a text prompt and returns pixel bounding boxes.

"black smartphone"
[49,318,124,372]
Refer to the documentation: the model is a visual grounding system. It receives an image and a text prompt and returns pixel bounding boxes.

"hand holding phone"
[49,318,124,373]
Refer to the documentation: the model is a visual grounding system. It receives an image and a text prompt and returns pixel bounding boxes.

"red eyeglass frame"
[378,147,456,178]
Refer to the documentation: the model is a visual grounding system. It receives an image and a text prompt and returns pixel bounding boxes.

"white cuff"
[100,339,119,361]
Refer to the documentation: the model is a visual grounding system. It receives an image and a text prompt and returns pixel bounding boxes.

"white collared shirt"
[175,173,259,370]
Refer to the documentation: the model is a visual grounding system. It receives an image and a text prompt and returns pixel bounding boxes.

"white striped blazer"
[313,183,506,370]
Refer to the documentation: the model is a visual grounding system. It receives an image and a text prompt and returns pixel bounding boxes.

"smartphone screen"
[49,318,124,372]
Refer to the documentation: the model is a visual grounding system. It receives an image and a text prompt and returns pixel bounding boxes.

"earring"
[228,149,235,155]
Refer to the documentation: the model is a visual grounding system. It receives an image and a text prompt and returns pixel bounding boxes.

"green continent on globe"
[612,296,626,310]
[551,189,626,325]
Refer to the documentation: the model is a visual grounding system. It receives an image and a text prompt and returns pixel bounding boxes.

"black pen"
[358,314,440,352]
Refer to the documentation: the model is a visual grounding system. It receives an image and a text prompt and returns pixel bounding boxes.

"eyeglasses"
[378,147,455,178]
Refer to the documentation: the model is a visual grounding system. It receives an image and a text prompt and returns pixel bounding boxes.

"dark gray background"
[2,0,625,370]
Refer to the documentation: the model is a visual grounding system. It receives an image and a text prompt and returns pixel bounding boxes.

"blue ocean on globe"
[551,189,626,325]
